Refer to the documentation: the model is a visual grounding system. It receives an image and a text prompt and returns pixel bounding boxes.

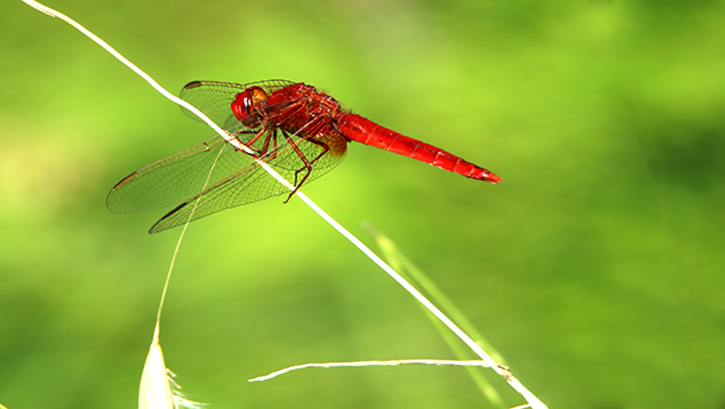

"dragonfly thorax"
[266,83,343,139]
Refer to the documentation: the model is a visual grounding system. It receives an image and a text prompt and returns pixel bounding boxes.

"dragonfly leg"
[232,130,266,156]
[237,128,282,161]
[265,129,280,160]
[280,131,330,203]
[293,137,331,184]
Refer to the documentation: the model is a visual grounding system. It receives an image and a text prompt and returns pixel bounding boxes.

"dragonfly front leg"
[233,127,282,161]
[232,129,265,156]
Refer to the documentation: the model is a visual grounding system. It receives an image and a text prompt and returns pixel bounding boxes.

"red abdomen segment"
[336,113,501,183]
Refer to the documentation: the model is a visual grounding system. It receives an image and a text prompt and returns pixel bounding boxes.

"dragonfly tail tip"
[486,172,502,184]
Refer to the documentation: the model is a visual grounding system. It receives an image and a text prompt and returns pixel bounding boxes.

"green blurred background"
[2,0,724,408]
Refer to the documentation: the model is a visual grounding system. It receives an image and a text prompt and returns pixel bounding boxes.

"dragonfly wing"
[148,161,283,234]
[148,131,348,234]
[179,80,297,130]
[106,134,257,212]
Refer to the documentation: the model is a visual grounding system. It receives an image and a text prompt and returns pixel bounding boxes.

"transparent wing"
[179,80,296,130]
[148,130,347,234]
[106,134,254,212]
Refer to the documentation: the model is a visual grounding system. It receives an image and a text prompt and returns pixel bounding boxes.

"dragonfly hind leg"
[280,131,331,203]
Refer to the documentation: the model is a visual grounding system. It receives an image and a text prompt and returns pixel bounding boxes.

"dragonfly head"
[232,86,268,127]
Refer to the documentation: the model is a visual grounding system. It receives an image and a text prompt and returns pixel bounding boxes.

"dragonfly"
[107,80,501,234]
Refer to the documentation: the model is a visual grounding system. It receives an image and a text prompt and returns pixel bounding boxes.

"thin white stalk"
[21,2,547,408]
[142,90,225,409]
[249,359,493,382]
[156,144,226,327]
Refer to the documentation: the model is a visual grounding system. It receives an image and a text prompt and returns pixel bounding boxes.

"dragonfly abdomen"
[336,113,500,183]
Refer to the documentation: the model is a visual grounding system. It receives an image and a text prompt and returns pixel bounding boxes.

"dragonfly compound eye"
[232,86,268,127]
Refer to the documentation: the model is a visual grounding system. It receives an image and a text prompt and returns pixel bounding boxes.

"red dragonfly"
[107,80,501,233]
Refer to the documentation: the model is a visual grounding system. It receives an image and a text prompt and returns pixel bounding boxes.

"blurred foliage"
[2,0,725,408]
